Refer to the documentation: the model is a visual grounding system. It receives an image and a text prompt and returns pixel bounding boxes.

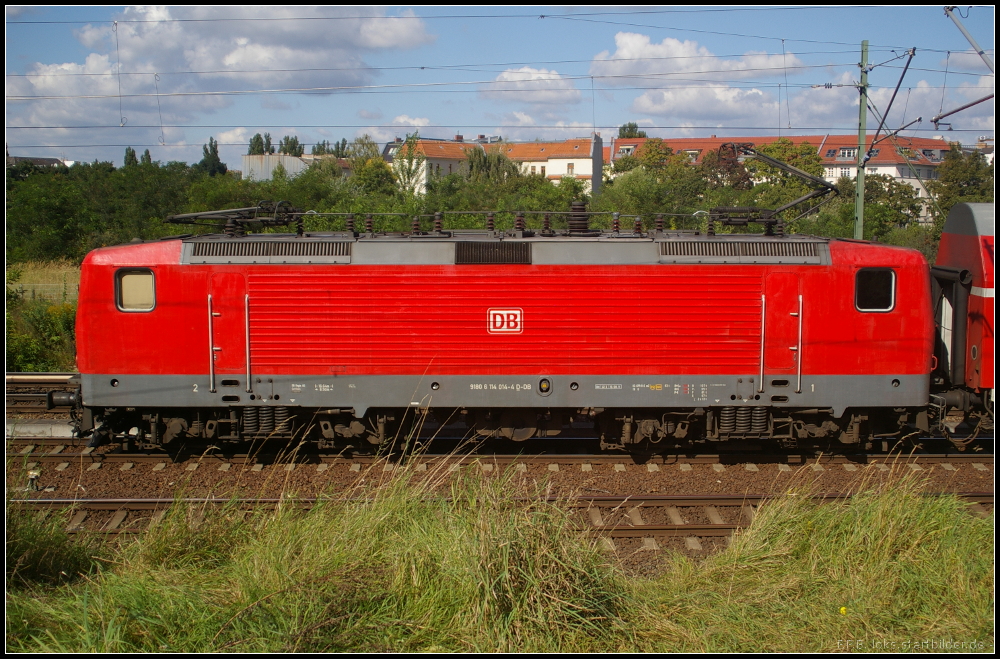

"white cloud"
[942,50,996,75]
[502,111,536,127]
[479,67,582,105]
[216,127,249,145]
[633,86,777,124]
[358,115,433,143]
[7,7,436,163]
[494,112,594,141]
[591,32,803,86]
[392,115,431,127]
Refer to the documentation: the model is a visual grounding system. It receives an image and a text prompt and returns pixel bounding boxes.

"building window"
[825,149,837,158]
[448,163,452,174]
[530,165,536,175]
[839,147,858,159]
[867,168,877,175]
[540,166,546,177]
[840,167,851,178]
[855,268,895,313]
[617,146,634,156]
[116,269,155,312]
[566,163,574,175]
[826,167,835,177]
[435,164,441,176]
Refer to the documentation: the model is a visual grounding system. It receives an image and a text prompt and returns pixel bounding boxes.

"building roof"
[383,140,482,161]
[502,139,594,161]
[604,134,954,167]
[6,155,67,167]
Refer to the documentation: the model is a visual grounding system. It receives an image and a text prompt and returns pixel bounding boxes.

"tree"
[700,148,752,191]
[123,146,138,167]
[392,132,427,195]
[278,135,304,157]
[464,146,523,183]
[140,149,153,165]
[347,134,383,165]
[611,154,640,175]
[348,134,395,196]
[311,140,331,155]
[745,139,824,213]
[248,133,265,155]
[194,137,228,177]
[636,138,674,173]
[263,133,275,155]
[618,122,648,139]
[926,144,994,226]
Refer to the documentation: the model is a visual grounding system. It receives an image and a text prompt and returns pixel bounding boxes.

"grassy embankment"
[6,461,994,653]
[6,262,79,372]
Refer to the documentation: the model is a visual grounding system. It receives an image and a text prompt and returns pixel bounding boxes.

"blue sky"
[6,6,994,167]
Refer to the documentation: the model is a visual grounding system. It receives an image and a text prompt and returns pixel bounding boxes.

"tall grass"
[6,463,625,652]
[6,466,994,652]
[634,469,995,652]
[6,502,98,588]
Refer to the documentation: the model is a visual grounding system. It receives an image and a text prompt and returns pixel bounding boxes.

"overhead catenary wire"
[10,127,980,151]
[5,63,859,101]
[2,49,877,78]
[1,7,910,25]
[8,9,990,54]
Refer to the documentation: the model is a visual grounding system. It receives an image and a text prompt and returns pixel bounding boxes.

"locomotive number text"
[469,382,532,391]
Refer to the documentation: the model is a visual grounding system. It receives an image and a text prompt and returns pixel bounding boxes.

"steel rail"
[12,494,992,538]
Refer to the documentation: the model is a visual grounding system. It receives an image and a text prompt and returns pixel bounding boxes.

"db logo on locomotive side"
[488,308,523,334]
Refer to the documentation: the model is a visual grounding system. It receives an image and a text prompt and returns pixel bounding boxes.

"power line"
[6,7,885,24]
[4,63,869,101]
[8,126,986,149]
[3,49,866,78]
[6,60,990,81]
[8,8,988,53]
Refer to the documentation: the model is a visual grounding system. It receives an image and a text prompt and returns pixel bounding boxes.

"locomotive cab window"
[116,269,155,311]
[855,268,895,312]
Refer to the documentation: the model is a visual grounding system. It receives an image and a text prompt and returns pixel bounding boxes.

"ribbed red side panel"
[248,266,763,376]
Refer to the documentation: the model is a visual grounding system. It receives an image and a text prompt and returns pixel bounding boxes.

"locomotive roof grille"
[192,241,351,257]
[455,241,531,264]
[660,241,819,257]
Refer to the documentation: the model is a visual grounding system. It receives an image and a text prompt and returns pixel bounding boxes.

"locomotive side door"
[208,273,248,391]
[764,273,800,378]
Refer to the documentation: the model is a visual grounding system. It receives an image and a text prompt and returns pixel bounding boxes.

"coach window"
[116,269,155,312]
[855,268,895,312]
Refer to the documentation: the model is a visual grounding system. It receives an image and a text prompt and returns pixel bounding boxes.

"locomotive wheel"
[499,410,537,442]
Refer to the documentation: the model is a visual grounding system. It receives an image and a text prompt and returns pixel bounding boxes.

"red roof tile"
[503,139,593,161]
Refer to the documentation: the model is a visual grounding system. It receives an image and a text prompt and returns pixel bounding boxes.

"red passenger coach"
[75,203,950,451]
[930,203,994,439]
[933,203,994,393]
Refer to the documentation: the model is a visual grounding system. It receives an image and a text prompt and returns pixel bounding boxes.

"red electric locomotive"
[69,198,992,452]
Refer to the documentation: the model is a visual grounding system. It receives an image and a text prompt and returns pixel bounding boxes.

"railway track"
[6,372,77,412]
[8,440,995,468]
[11,493,994,546]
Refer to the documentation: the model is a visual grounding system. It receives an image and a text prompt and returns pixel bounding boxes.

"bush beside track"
[6,467,994,652]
